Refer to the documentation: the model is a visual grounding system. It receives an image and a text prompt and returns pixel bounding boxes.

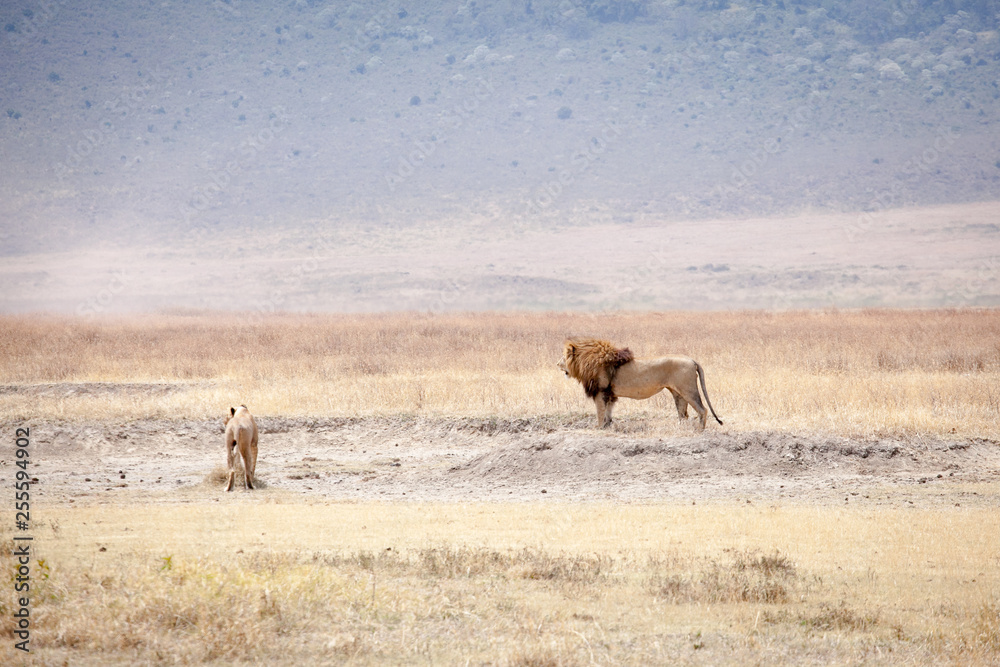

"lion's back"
[225,409,258,445]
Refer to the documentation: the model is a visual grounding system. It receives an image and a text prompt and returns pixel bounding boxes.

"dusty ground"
[16,412,1000,508]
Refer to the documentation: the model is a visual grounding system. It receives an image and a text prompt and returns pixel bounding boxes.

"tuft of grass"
[201,461,268,490]
[649,550,797,604]
[318,546,612,584]
[203,466,232,486]
[508,649,571,667]
[798,603,880,632]
[974,601,1000,652]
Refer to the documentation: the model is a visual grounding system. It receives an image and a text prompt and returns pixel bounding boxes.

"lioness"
[224,405,259,491]
[560,337,723,430]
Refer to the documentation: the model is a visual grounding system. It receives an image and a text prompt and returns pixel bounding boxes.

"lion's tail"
[695,362,723,426]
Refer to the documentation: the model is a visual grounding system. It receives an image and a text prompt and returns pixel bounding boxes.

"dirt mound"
[18,417,1000,505]
[450,430,999,492]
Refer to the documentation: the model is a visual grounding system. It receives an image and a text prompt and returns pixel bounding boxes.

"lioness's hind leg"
[242,448,254,490]
[225,439,237,492]
[234,436,256,490]
[247,441,258,490]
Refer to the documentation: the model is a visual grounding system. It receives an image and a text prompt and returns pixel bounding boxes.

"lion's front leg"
[594,392,616,428]
[604,396,617,427]
[593,394,607,427]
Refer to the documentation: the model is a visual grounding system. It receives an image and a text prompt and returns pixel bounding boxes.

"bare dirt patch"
[20,417,1000,507]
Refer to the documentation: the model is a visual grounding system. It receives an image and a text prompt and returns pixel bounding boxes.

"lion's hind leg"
[675,388,708,431]
[668,388,689,420]
[689,393,708,431]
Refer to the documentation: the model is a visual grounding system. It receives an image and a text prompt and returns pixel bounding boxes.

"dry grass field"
[1,309,999,665]
[1,309,998,435]
[2,503,1000,665]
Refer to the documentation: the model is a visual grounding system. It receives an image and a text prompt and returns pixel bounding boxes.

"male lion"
[224,405,259,491]
[559,337,723,430]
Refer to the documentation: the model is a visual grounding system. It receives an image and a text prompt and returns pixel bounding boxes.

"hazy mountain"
[1,1,998,312]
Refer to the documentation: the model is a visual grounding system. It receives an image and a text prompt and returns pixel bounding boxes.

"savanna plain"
[2,310,999,665]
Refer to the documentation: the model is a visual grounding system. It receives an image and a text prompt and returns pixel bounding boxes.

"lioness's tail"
[695,362,723,426]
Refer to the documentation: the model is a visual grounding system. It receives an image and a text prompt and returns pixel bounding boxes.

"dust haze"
[1,0,998,312]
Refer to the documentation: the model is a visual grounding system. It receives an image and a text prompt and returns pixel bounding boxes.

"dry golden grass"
[1,309,998,436]
[3,310,997,665]
[4,502,999,665]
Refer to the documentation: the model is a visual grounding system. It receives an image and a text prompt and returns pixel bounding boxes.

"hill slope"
[1,1,998,248]
[0,1,998,311]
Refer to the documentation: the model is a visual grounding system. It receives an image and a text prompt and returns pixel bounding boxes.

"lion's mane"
[563,337,634,398]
